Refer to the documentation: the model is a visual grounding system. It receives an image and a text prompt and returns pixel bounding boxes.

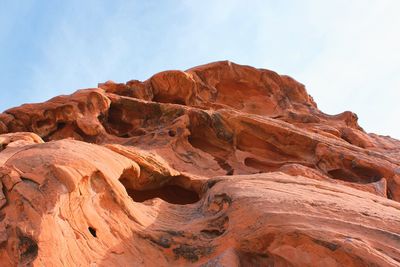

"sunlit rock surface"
[1,61,400,266]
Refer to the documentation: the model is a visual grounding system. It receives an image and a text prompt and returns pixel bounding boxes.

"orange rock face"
[1,61,400,266]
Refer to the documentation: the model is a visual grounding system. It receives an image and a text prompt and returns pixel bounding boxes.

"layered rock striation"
[0,61,400,266]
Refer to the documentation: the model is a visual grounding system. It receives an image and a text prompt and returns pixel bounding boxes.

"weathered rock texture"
[1,61,400,266]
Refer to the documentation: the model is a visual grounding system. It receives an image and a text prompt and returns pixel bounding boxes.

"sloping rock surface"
[0,61,400,266]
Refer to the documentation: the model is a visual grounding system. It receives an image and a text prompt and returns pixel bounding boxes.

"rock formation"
[0,61,400,266]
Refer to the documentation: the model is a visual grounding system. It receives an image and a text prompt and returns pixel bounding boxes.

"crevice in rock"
[327,169,359,183]
[125,184,199,205]
[205,180,220,190]
[18,236,38,265]
[152,94,186,105]
[20,177,40,188]
[238,251,273,266]
[187,111,233,157]
[200,229,224,238]
[172,244,214,262]
[351,166,382,183]
[188,129,233,175]
[56,122,67,130]
[118,166,201,205]
[237,130,298,162]
[200,215,229,239]
[35,118,53,129]
[327,167,382,184]
[387,187,394,200]
[1,183,9,209]
[42,121,69,141]
[188,134,225,155]
[215,158,234,175]
[73,124,97,143]
[88,227,97,237]
[0,143,7,152]
[225,169,234,175]
[244,157,282,172]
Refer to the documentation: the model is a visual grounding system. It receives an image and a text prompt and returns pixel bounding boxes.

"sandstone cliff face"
[0,61,400,266]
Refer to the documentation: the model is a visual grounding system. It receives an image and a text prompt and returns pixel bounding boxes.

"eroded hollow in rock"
[189,132,233,171]
[125,184,200,205]
[105,103,133,136]
[327,167,382,184]
[119,165,202,205]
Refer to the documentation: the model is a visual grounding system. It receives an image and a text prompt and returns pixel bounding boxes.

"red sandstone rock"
[0,61,400,266]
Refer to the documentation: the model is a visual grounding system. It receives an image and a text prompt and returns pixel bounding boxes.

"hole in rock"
[168,130,176,137]
[88,227,97,237]
[57,122,67,130]
[0,143,6,151]
[126,184,200,205]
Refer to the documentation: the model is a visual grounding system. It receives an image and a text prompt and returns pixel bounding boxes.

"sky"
[0,0,399,139]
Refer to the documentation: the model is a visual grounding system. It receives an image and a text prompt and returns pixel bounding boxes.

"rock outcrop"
[0,61,400,266]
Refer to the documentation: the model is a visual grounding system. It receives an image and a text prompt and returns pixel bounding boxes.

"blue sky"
[1,0,399,138]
